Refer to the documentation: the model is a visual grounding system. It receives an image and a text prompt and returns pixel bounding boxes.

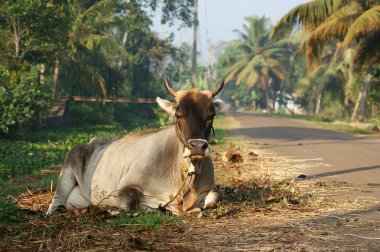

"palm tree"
[52,0,127,98]
[226,16,294,110]
[271,0,380,121]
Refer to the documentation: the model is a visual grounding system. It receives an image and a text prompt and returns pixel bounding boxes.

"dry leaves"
[224,145,244,164]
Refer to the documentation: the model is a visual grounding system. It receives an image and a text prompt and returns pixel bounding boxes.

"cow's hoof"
[46,204,67,215]
[204,191,220,210]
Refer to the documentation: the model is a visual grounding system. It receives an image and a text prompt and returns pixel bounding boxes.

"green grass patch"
[107,211,183,230]
[0,124,129,184]
[0,198,25,224]
[1,173,60,197]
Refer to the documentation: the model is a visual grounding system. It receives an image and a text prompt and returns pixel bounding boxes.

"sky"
[152,0,310,64]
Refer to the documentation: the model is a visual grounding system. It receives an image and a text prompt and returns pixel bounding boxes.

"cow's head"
[157,79,224,161]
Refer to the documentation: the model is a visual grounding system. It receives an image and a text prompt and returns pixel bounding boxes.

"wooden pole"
[191,0,198,88]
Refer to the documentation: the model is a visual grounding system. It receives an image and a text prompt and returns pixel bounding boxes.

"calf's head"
[157,79,224,160]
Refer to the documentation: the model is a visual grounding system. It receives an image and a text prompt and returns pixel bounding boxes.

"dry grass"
[15,189,54,213]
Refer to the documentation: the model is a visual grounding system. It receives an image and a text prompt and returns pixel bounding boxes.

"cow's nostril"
[188,139,208,150]
[202,142,208,149]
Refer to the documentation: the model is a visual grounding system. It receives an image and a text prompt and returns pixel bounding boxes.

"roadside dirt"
[147,138,380,251]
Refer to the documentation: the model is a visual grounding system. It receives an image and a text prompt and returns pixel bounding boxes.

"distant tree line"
[216,0,380,123]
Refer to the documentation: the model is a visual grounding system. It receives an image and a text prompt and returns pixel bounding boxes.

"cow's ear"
[212,98,224,113]
[156,97,176,116]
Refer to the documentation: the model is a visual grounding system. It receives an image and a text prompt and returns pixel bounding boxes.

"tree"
[225,16,295,110]
[0,0,73,133]
[271,0,380,121]
[0,0,196,133]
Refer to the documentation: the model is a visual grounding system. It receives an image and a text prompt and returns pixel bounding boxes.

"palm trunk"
[372,104,377,119]
[265,87,270,111]
[116,31,128,96]
[52,54,61,100]
[343,68,353,118]
[358,74,372,122]
[351,74,372,121]
[315,92,322,115]
[343,95,350,118]
[191,0,198,88]
[10,17,21,58]
[262,77,272,111]
[118,31,128,70]
[14,36,20,58]
[351,94,361,121]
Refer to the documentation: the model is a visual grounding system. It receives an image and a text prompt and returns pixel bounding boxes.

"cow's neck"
[158,125,211,213]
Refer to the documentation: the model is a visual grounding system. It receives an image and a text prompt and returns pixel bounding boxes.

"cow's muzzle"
[188,139,209,159]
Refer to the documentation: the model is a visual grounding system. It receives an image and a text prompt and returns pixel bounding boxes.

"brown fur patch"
[174,89,215,142]
[201,90,212,99]
[175,89,211,104]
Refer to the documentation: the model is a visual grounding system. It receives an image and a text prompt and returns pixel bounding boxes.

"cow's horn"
[211,79,225,97]
[164,78,177,97]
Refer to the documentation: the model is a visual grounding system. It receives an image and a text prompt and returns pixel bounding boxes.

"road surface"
[228,112,380,201]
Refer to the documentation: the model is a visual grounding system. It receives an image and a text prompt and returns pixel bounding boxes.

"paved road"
[228,112,380,201]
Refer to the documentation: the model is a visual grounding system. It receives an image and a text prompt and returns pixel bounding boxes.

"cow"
[47,79,224,215]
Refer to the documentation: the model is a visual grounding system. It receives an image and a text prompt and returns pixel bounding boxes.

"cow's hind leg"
[47,144,93,215]
[47,164,76,214]
[66,186,90,210]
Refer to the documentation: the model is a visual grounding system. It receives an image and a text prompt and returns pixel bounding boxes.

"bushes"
[0,66,51,134]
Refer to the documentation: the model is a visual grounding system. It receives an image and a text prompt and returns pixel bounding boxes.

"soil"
[2,113,380,251]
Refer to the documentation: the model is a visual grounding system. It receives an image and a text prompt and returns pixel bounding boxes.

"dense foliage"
[214,1,380,122]
[0,66,51,134]
[270,0,380,121]
[0,0,194,134]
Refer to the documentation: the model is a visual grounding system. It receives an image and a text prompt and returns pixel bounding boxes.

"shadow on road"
[231,126,356,141]
[306,165,380,180]
[255,140,380,149]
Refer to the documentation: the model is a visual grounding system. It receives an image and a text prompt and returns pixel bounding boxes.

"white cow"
[47,79,224,215]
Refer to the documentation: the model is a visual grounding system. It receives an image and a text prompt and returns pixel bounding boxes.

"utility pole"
[206,39,212,89]
[191,0,198,88]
